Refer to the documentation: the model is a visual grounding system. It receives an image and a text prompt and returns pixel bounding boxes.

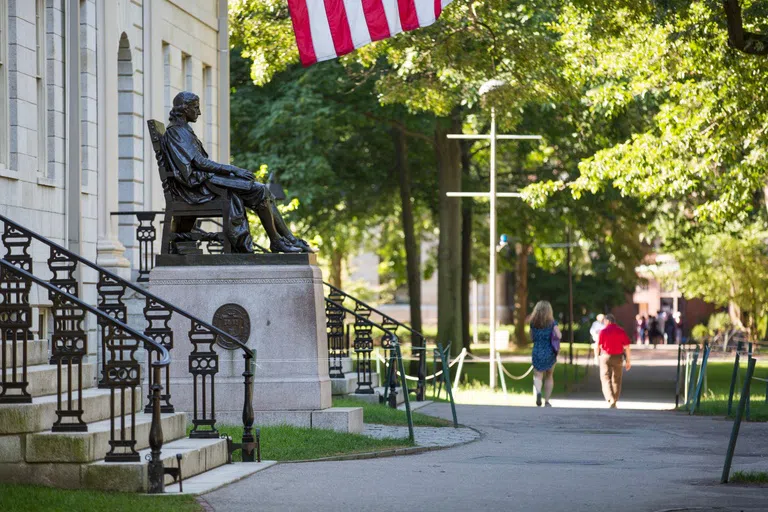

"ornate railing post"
[147,364,165,493]
[96,271,128,388]
[0,223,33,404]
[416,335,426,401]
[352,304,374,394]
[48,247,88,432]
[143,298,175,412]
[241,354,256,462]
[188,321,220,438]
[386,336,398,409]
[325,297,345,378]
[110,211,163,282]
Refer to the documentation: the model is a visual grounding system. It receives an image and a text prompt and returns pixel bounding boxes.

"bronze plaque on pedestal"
[212,303,251,350]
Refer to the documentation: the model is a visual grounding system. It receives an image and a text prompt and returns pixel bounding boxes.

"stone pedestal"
[148,254,360,433]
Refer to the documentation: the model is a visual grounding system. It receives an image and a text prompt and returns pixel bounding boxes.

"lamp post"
[446,80,542,389]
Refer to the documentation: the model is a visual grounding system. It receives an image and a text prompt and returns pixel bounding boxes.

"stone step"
[81,437,229,493]
[0,387,139,435]
[165,460,278,495]
[2,338,48,368]
[25,412,187,463]
[331,374,357,396]
[350,386,406,406]
[2,362,97,398]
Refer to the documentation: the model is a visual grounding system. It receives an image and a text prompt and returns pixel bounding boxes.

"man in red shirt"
[597,314,632,408]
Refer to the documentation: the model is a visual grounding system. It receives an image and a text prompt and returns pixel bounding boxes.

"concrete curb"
[279,425,483,464]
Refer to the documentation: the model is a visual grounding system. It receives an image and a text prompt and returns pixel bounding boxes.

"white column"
[217,0,230,163]
[95,0,129,275]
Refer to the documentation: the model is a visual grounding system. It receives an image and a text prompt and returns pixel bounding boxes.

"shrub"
[691,324,709,341]
[707,312,733,335]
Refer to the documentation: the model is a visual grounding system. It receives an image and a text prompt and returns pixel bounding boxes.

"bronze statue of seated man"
[164,91,312,253]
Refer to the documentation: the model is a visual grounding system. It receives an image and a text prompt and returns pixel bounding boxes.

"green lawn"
[685,359,768,421]
[731,471,768,484]
[332,397,452,427]
[0,422,416,510]
[210,424,411,462]
[0,484,200,512]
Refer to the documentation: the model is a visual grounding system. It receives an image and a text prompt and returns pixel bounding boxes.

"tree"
[674,223,768,341]
[229,0,651,354]
[724,0,768,55]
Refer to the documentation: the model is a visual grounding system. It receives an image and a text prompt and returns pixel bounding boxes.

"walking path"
[363,424,479,447]
[204,358,768,512]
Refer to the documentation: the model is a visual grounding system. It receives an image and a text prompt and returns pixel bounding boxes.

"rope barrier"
[499,363,535,381]
[375,350,464,381]
[375,349,536,382]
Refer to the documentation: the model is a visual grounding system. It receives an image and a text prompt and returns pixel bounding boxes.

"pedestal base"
[148,255,360,433]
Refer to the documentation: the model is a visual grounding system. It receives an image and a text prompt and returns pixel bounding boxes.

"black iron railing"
[0,258,171,492]
[111,211,164,282]
[0,214,257,463]
[324,282,427,401]
[324,298,414,431]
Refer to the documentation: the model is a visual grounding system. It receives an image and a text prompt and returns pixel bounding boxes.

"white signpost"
[447,105,541,389]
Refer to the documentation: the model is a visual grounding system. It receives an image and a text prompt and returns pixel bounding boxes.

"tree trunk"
[460,139,472,353]
[724,0,768,55]
[436,116,464,357]
[329,250,343,289]
[461,199,473,353]
[393,127,423,374]
[514,243,531,347]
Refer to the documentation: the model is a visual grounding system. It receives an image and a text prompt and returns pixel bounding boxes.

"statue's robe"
[163,120,260,253]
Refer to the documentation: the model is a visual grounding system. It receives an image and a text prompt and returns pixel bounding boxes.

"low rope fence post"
[727,350,740,416]
[496,353,507,394]
[746,343,753,421]
[685,345,700,410]
[721,356,756,484]
[453,348,466,390]
[393,341,414,442]
[675,343,682,408]
[690,342,710,415]
[437,343,459,428]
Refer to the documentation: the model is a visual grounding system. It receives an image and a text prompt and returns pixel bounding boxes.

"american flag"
[288,0,454,66]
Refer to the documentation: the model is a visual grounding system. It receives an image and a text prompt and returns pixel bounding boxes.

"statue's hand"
[234,169,255,181]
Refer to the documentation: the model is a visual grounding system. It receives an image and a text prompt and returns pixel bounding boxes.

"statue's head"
[169,91,201,124]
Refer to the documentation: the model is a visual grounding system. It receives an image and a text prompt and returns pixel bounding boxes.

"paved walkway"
[363,424,479,447]
[204,362,768,512]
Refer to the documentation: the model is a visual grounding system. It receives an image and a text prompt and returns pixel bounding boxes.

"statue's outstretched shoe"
[287,235,316,253]
[270,237,302,253]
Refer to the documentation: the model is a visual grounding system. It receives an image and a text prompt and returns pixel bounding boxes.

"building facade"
[0,0,230,345]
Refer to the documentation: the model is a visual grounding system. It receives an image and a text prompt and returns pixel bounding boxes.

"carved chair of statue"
[147,119,232,254]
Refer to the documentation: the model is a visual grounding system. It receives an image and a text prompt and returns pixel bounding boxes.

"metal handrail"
[0,213,253,360]
[325,297,414,438]
[0,259,170,366]
[324,297,399,341]
[323,281,426,341]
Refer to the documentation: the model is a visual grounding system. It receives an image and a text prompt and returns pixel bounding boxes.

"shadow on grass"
[0,484,200,512]
[332,397,452,427]
[731,471,768,484]
[205,424,412,462]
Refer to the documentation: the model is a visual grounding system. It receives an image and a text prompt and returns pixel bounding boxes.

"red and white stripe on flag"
[288,0,454,66]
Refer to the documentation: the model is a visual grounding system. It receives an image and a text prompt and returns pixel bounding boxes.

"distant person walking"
[674,312,684,344]
[648,315,663,347]
[636,314,647,344]
[590,314,606,362]
[530,300,560,407]
[597,314,632,408]
[664,314,677,344]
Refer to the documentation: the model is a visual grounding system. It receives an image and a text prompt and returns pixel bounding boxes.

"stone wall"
[0,0,229,367]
